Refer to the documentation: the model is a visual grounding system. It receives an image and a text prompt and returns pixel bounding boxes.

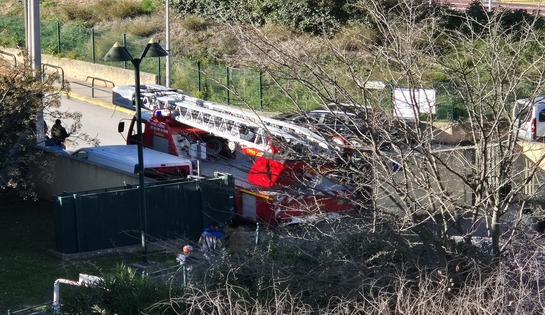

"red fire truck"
[116,87,356,225]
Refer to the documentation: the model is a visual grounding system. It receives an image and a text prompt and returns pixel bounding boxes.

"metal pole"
[259,71,263,111]
[91,29,95,63]
[226,66,230,105]
[29,0,41,73]
[157,54,161,85]
[133,58,149,264]
[182,261,187,287]
[57,22,61,54]
[28,0,45,147]
[197,61,201,92]
[123,34,127,69]
[165,0,171,87]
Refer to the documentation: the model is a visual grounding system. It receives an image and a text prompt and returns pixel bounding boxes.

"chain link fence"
[0,15,462,119]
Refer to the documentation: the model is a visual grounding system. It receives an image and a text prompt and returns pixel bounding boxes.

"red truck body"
[120,106,356,225]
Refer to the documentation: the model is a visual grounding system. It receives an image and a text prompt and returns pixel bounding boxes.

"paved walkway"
[64,78,135,115]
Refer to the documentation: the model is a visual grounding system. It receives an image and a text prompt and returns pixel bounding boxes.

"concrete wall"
[430,122,472,144]
[0,47,158,86]
[34,147,151,200]
[375,147,473,212]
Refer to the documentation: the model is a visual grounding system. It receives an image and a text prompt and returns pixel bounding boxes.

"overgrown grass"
[59,0,152,26]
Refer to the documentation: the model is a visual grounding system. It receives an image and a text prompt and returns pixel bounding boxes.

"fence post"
[123,34,127,69]
[182,261,188,287]
[255,222,260,246]
[91,28,95,63]
[259,71,263,111]
[197,61,201,92]
[157,57,161,85]
[450,98,454,121]
[226,66,230,105]
[56,22,61,54]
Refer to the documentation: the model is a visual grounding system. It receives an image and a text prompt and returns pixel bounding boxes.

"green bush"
[172,0,351,35]
[123,16,164,37]
[182,15,213,32]
[62,263,179,314]
[95,0,148,20]
[140,0,158,13]
[60,4,96,26]
[0,16,25,48]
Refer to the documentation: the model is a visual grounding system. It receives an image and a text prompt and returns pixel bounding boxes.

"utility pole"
[165,0,171,87]
[25,0,45,146]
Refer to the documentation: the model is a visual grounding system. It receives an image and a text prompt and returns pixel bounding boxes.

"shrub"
[182,16,213,32]
[139,0,158,13]
[95,0,148,20]
[62,263,179,314]
[60,4,96,26]
[123,16,164,37]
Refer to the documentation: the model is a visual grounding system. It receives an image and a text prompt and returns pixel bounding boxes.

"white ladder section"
[152,93,331,156]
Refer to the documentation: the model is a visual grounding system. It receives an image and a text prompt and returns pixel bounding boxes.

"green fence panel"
[54,176,234,254]
[145,181,202,240]
[198,63,228,103]
[228,67,261,108]
[75,189,141,253]
[172,58,199,93]
[199,173,235,226]
[54,194,78,254]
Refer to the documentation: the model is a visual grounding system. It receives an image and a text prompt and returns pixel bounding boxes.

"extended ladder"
[150,92,331,157]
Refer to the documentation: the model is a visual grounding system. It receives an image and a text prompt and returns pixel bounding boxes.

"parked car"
[513,95,545,141]
[281,107,409,151]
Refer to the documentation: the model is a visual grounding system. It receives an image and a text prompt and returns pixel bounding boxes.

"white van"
[72,145,193,179]
[513,95,545,141]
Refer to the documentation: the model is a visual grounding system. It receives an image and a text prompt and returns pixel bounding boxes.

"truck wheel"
[205,138,224,158]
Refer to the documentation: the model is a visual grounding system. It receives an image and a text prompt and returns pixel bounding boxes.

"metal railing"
[7,301,51,315]
[0,50,17,67]
[42,63,65,89]
[86,76,115,98]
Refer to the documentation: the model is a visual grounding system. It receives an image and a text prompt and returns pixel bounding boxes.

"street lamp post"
[103,38,168,264]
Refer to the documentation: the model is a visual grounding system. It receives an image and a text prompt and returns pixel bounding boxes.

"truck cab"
[513,95,545,141]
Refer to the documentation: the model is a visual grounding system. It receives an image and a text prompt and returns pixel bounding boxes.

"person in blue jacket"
[198,222,224,255]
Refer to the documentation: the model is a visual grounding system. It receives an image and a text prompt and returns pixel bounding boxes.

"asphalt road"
[50,93,134,152]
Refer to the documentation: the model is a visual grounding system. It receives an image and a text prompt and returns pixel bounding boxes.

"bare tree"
[225,0,545,260]
[0,57,98,201]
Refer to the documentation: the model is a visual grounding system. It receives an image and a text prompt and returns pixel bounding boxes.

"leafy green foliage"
[139,0,158,13]
[0,16,25,47]
[172,0,352,34]
[62,263,179,314]
[0,63,62,200]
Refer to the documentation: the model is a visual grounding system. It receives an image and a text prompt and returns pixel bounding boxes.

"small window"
[539,109,545,122]
[74,150,89,160]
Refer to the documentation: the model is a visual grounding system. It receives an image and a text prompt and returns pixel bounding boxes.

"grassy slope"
[0,200,57,312]
[0,200,148,313]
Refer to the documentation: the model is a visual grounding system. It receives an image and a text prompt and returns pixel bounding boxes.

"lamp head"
[145,38,168,58]
[103,42,133,62]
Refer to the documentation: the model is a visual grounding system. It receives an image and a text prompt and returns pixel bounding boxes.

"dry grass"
[158,237,545,314]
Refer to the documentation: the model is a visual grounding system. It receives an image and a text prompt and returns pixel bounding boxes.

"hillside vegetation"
[5,1,545,314]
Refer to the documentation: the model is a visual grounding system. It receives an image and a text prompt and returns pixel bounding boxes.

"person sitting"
[50,119,70,147]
